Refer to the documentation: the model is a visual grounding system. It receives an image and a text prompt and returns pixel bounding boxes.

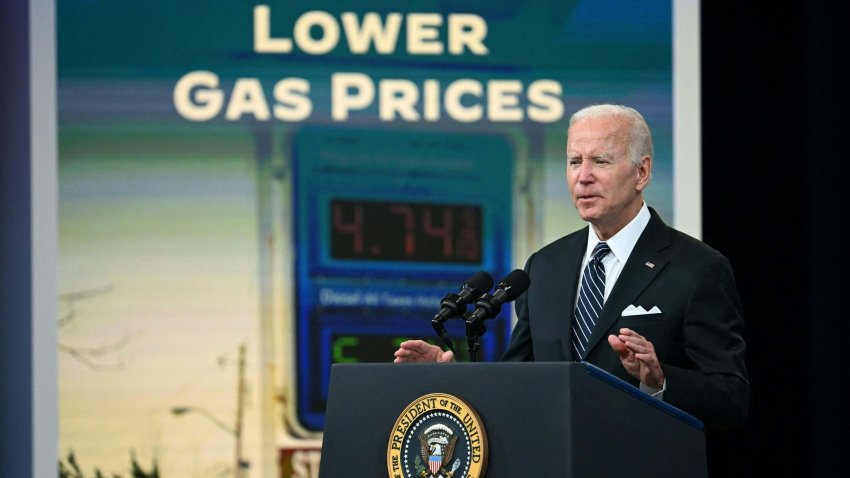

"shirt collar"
[585,202,651,264]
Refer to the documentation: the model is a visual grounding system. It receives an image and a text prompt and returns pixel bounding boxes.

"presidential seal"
[387,393,487,478]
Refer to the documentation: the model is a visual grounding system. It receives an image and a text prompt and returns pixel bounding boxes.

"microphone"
[432,271,494,325]
[432,271,494,352]
[465,269,531,325]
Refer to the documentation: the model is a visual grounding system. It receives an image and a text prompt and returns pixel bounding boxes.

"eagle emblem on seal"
[418,423,459,477]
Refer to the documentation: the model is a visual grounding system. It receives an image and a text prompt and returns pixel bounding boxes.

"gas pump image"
[288,127,519,433]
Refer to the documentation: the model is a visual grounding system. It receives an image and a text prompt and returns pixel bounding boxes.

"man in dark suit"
[395,104,750,430]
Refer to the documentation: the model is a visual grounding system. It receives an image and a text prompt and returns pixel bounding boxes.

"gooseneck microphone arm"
[432,313,456,353]
[463,306,487,362]
[464,269,531,361]
[431,272,494,354]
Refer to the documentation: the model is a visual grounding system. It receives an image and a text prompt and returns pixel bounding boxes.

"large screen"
[43,1,701,476]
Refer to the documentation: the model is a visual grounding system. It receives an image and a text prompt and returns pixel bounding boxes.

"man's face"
[566,115,651,238]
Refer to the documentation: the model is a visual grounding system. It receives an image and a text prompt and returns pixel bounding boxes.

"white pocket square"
[621,304,662,316]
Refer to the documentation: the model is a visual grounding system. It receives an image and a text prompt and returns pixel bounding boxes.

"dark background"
[3,1,848,476]
[702,1,849,476]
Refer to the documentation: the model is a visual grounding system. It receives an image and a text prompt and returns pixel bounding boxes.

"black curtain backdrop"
[702,1,849,476]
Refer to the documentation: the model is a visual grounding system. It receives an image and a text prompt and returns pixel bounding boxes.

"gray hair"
[569,104,654,167]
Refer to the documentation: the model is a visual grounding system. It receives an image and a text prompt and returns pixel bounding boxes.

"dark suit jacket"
[502,208,750,429]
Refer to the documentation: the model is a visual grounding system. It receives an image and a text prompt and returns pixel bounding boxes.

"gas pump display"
[291,127,515,431]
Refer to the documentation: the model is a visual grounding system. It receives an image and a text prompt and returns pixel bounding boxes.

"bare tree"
[57,284,138,371]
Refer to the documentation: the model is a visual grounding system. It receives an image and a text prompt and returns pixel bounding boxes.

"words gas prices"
[174,5,564,123]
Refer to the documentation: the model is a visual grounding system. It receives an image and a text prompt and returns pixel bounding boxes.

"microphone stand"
[431,317,457,355]
[432,291,464,354]
[463,311,486,362]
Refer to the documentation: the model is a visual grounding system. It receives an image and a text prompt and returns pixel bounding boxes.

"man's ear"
[635,155,652,191]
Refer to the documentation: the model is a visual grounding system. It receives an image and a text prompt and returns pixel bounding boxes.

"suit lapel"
[558,229,588,361]
[583,209,671,356]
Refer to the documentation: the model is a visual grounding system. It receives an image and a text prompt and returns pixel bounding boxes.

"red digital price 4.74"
[330,199,482,264]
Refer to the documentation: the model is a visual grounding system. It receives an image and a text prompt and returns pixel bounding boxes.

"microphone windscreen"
[498,269,531,300]
[466,271,494,294]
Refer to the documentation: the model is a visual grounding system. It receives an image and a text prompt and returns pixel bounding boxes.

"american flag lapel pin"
[644,261,655,269]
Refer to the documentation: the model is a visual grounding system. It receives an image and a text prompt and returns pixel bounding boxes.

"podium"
[319,362,706,477]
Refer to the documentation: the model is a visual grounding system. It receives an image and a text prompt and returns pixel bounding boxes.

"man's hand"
[607,328,664,389]
[393,340,455,363]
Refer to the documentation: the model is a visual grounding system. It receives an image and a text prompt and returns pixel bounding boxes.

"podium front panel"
[319,362,705,478]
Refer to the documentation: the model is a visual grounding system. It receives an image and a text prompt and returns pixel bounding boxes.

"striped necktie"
[572,241,611,360]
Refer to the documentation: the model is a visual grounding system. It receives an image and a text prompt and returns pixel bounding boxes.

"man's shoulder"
[641,208,724,258]
[666,225,724,257]
[534,227,587,259]
[661,223,733,274]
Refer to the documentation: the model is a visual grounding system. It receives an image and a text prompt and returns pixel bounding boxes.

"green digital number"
[332,336,360,363]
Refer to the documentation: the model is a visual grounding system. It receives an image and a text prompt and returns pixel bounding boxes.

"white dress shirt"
[578,202,651,301]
